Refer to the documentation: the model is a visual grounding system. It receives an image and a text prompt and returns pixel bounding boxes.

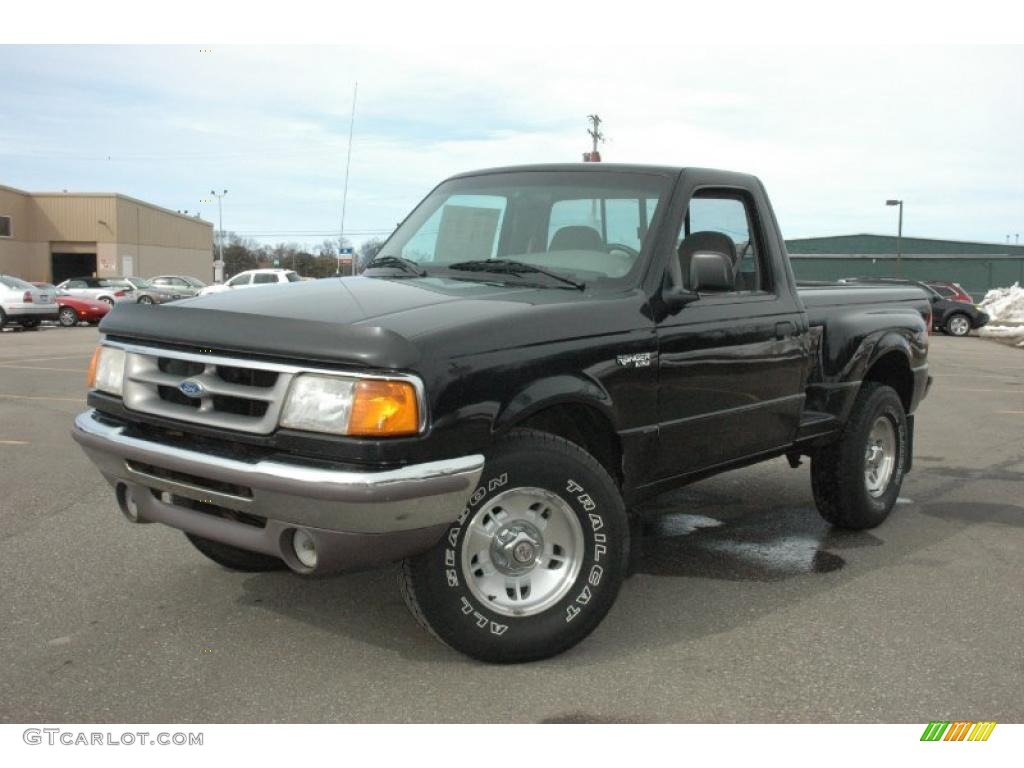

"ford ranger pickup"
[73,164,931,662]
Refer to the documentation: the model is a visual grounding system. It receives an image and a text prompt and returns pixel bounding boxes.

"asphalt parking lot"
[0,325,1021,723]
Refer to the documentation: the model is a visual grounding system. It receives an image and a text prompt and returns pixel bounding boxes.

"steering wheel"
[607,242,640,260]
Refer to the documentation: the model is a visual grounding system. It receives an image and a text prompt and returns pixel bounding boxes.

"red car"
[32,283,110,326]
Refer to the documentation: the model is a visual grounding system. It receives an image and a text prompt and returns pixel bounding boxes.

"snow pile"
[977,283,1024,347]
[979,282,1024,324]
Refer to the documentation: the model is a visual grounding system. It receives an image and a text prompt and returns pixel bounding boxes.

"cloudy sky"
[1,44,1022,249]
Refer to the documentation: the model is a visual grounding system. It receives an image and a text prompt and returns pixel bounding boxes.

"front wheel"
[58,307,78,327]
[400,429,629,663]
[137,295,154,305]
[811,383,908,529]
[946,313,971,337]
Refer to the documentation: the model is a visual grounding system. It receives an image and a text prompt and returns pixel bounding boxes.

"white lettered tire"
[399,429,629,663]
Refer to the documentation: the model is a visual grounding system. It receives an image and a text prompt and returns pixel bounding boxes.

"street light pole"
[886,199,903,277]
[211,189,228,283]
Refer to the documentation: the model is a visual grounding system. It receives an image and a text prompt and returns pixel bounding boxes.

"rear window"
[286,272,301,283]
[1,275,32,289]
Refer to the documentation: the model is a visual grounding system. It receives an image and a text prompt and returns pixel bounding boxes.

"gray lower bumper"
[72,410,484,573]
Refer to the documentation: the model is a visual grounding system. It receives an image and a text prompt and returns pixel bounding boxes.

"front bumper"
[72,409,484,573]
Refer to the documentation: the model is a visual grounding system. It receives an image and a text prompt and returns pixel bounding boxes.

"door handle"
[775,321,796,340]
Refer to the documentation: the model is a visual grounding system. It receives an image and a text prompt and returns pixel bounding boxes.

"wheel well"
[515,403,622,485]
[863,351,913,412]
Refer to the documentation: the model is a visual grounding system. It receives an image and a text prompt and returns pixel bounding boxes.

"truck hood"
[99,276,645,370]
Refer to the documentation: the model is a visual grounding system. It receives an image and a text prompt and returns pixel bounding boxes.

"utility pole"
[211,189,228,283]
[338,81,358,276]
[886,199,903,277]
[584,114,604,162]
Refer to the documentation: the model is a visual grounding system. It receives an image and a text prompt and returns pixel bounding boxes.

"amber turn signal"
[86,347,102,389]
[347,379,420,436]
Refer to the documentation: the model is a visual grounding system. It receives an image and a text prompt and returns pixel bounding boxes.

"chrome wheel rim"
[949,316,969,335]
[59,308,76,326]
[461,487,584,618]
[864,416,896,497]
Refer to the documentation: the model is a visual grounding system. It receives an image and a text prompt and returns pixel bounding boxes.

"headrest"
[677,230,737,265]
[550,225,604,252]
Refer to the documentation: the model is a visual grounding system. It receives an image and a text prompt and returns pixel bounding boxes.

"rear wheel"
[400,429,629,663]
[0,307,8,327]
[58,307,78,327]
[138,295,154,305]
[99,297,114,306]
[811,383,907,529]
[185,533,286,572]
[946,313,971,337]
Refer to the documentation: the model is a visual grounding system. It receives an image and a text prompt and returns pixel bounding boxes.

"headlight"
[279,374,421,437]
[87,346,126,396]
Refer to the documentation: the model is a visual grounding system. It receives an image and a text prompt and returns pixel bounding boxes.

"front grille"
[121,347,295,434]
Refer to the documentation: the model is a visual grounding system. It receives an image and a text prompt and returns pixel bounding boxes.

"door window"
[678,192,770,293]
[253,273,277,285]
[227,274,252,287]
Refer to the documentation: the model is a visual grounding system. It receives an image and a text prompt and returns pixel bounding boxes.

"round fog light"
[292,529,318,569]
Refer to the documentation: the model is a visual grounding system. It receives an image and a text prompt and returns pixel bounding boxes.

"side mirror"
[663,284,700,310]
[690,251,735,292]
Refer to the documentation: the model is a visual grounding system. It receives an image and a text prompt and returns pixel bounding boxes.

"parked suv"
[0,274,58,329]
[199,269,300,296]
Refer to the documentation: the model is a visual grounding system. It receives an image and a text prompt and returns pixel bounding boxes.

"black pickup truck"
[74,164,931,662]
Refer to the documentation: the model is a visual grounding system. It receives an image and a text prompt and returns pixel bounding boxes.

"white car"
[1,274,59,329]
[199,269,301,296]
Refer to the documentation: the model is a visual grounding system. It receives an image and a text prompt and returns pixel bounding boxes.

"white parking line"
[0,364,86,372]
[0,440,30,445]
[0,394,84,402]
[0,354,93,364]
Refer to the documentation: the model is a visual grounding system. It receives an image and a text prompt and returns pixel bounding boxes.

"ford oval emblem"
[178,380,205,398]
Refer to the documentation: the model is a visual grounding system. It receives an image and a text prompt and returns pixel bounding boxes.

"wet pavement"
[1,326,1021,722]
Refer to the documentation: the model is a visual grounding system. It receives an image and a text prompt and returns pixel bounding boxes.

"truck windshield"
[379,171,669,286]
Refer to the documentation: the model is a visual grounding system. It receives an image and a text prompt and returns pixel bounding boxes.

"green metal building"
[785,234,1024,301]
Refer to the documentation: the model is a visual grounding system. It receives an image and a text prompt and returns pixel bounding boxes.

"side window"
[67,280,87,289]
[253,273,277,285]
[677,191,769,293]
[402,194,507,263]
[228,274,251,287]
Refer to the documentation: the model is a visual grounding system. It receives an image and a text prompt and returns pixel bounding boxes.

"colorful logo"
[920,721,997,741]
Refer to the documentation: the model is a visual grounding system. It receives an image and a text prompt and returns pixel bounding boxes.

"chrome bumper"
[72,410,484,573]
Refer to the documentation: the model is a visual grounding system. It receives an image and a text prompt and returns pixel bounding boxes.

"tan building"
[0,183,213,284]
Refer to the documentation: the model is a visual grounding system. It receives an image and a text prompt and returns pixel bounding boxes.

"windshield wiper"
[366,255,426,276]
[445,259,585,291]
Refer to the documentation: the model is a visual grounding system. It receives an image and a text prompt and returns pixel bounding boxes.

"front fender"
[492,374,618,434]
